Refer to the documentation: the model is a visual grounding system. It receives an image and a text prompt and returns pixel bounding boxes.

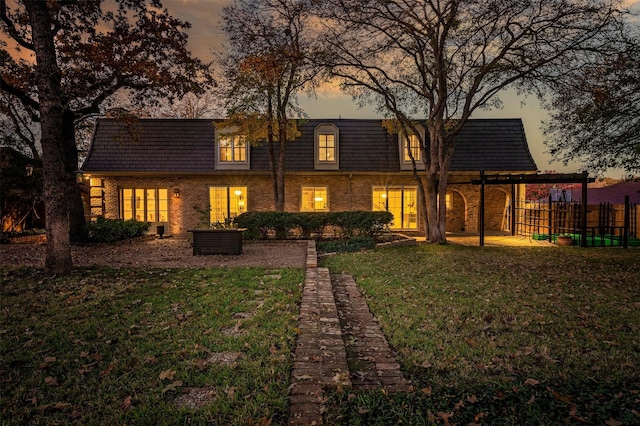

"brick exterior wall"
[97,173,518,237]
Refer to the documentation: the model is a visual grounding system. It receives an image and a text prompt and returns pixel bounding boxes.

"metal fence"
[514,196,638,247]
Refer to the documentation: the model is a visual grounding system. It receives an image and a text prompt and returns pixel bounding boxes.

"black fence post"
[624,195,630,249]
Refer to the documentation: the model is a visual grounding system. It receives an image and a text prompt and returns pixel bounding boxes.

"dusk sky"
[3,0,637,176]
[160,0,639,178]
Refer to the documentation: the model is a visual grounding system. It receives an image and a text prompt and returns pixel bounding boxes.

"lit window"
[372,186,418,230]
[121,188,168,222]
[209,186,247,224]
[301,186,328,212]
[219,135,247,163]
[399,126,425,170]
[314,124,339,170]
[402,134,421,162]
[318,134,335,162]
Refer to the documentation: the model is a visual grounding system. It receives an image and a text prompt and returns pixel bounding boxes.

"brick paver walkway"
[288,242,409,425]
[332,273,409,393]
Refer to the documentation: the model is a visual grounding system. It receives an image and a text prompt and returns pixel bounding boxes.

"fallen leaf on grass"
[44,376,59,386]
[52,402,71,410]
[159,369,176,381]
[39,356,57,369]
[605,419,623,426]
[225,386,237,399]
[121,395,132,410]
[524,378,540,386]
[100,363,115,377]
[437,411,453,426]
[162,380,183,394]
[466,394,478,403]
[421,386,432,396]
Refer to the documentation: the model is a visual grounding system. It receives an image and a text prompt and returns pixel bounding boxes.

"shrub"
[234,211,392,241]
[85,218,150,243]
[317,237,376,253]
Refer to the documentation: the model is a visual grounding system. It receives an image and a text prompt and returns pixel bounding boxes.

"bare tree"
[0,93,40,159]
[220,0,322,211]
[0,0,212,260]
[318,0,625,242]
[2,0,213,246]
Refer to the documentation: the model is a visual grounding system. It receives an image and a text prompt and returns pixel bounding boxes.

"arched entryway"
[446,190,467,232]
[485,188,509,231]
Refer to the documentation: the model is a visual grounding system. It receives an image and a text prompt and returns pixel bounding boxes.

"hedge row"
[234,211,393,240]
[85,218,150,243]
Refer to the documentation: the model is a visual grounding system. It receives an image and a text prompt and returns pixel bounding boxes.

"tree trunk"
[62,110,87,242]
[266,98,279,211]
[275,117,287,212]
[25,0,73,273]
[425,125,447,243]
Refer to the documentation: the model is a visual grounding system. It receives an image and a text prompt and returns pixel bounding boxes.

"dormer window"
[403,134,421,162]
[216,133,249,170]
[399,126,425,170]
[314,123,339,170]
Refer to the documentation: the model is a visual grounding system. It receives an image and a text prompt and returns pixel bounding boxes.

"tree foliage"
[220,0,322,211]
[1,0,212,271]
[316,0,624,242]
[544,31,640,174]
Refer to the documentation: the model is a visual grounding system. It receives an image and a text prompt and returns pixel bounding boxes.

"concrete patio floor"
[419,231,556,247]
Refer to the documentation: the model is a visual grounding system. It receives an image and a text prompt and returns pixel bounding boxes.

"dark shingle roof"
[82,119,216,173]
[81,118,537,173]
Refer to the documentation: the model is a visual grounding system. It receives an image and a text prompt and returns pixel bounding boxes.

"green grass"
[321,244,640,425]
[0,266,304,425]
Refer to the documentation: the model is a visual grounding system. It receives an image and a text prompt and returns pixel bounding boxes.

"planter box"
[188,229,245,255]
[557,235,573,246]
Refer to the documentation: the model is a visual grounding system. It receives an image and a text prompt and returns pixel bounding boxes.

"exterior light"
[25,164,33,176]
[173,188,180,198]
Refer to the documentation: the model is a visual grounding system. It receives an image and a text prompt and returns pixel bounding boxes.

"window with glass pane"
[121,188,167,223]
[219,135,247,163]
[372,186,418,230]
[233,136,246,162]
[318,134,335,162]
[209,186,248,224]
[135,189,144,221]
[158,189,168,221]
[403,134,421,162]
[301,187,328,212]
[122,189,133,220]
[219,137,233,162]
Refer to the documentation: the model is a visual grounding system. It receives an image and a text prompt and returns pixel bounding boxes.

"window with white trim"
[301,186,329,212]
[314,123,339,170]
[216,134,249,169]
[402,134,421,162]
[121,188,168,222]
[399,126,425,170]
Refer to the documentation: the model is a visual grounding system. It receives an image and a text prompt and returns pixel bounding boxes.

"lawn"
[0,266,304,425]
[321,244,640,425]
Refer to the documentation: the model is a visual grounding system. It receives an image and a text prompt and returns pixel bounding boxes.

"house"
[80,118,537,236]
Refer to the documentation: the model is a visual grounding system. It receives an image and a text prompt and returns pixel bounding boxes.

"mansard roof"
[81,118,537,173]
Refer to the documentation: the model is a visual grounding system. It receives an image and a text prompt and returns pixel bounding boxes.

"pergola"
[471,171,595,247]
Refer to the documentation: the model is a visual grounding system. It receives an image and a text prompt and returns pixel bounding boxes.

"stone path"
[288,242,409,425]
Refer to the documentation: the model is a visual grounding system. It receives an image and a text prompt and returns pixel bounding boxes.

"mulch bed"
[0,238,308,269]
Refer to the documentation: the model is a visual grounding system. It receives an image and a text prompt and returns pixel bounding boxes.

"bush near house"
[85,218,150,243]
[235,211,393,241]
